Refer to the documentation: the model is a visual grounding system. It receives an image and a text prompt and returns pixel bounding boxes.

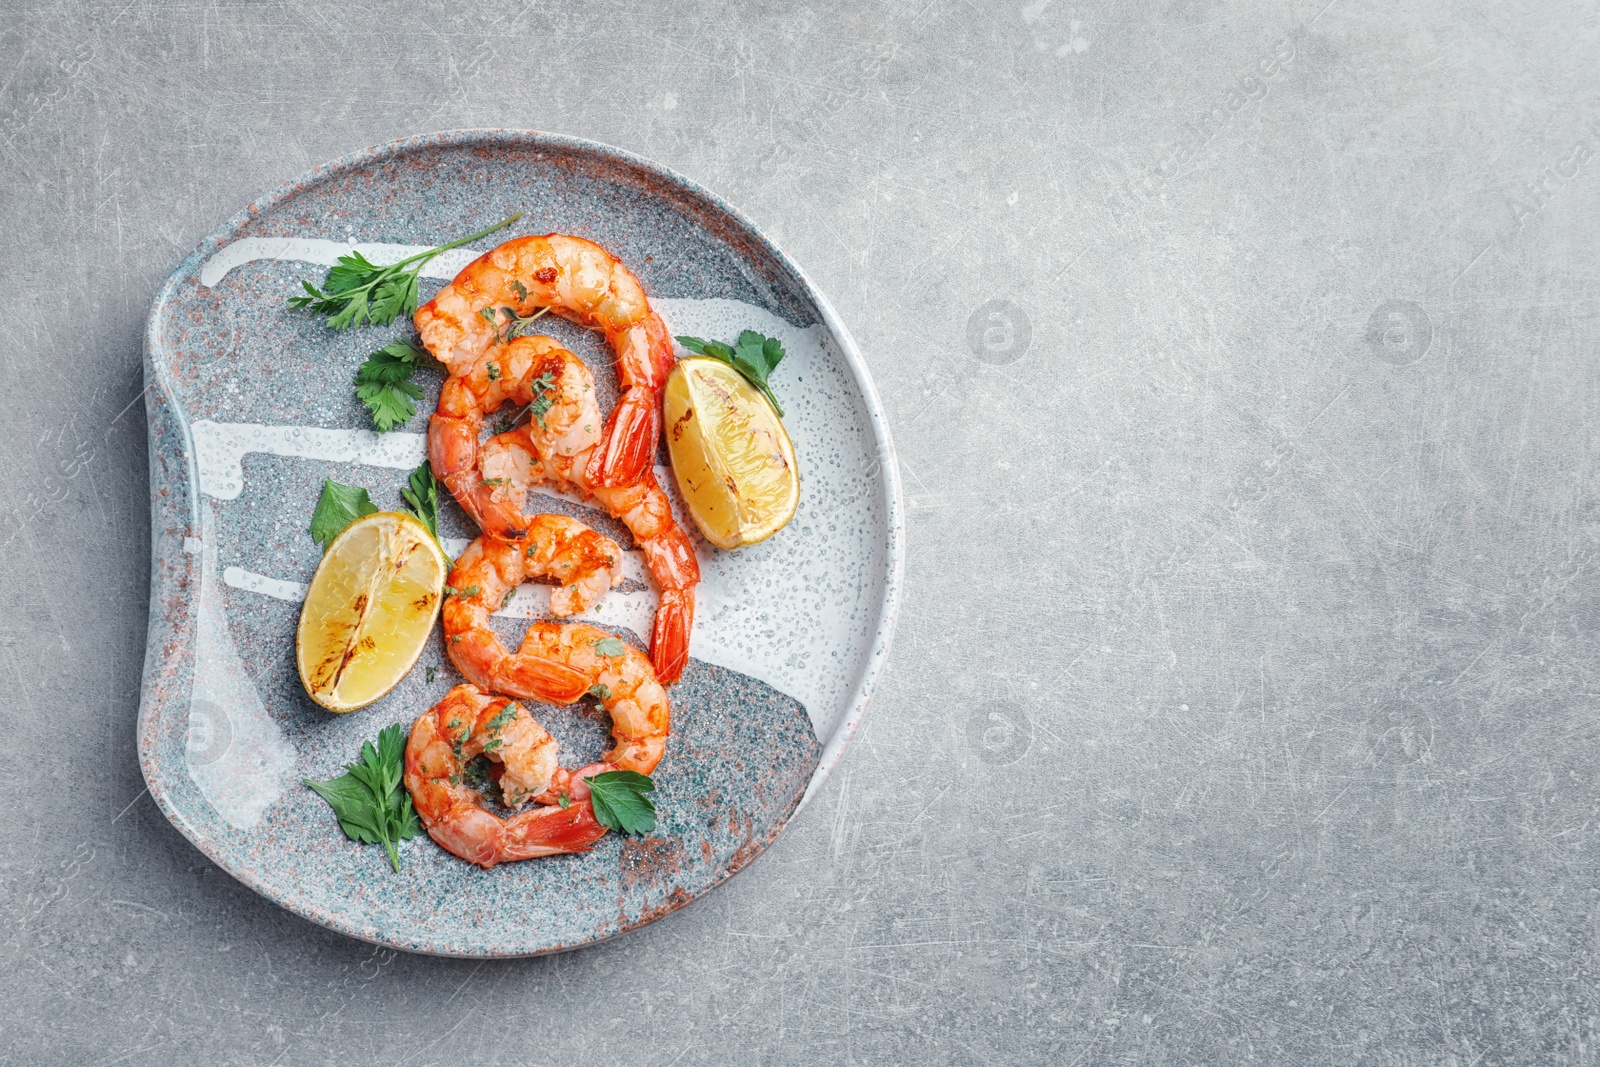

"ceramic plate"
[138,131,903,956]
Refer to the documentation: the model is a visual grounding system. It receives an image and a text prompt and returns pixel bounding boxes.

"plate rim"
[137,128,905,955]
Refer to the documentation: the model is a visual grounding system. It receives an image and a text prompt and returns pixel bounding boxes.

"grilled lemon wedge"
[296,511,447,712]
[663,357,799,550]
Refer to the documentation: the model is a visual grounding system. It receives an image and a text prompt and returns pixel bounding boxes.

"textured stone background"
[4,0,1599,1063]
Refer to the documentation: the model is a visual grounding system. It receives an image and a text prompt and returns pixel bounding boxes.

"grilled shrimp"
[441,521,622,694]
[432,341,700,685]
[428,335,601,536]
[404,685,610,868]
[415,233,674,489]
[441,545,672,780]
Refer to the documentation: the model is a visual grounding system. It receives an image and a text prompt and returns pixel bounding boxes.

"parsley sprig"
[303,724,420,872]
[399,462,451,563]
[289,213,522,329]
[354,338,427,431]
[677,331,789,415]
[587,770,657,835]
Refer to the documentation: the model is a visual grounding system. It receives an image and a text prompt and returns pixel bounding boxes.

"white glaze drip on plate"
[186,507,298,830]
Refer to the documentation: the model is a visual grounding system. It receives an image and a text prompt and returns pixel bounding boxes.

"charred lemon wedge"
[296,512,447,712]
[663,356,799,550]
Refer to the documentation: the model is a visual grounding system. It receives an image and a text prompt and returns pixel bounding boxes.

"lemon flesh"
[296,512,446,712]
[664,357,799,550]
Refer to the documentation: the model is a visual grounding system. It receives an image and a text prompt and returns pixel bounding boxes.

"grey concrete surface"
[3,0,1599,1062]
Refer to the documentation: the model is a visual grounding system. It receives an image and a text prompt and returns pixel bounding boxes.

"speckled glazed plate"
[138,131,903,956]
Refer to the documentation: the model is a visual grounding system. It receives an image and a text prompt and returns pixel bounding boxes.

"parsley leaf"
[289,213,522,329]
[354,338,426,431]
[399,461,451,563]
[303,723,420,872]
[592,636,626,657]
[587,770,657,835]
[309,478,378,551]
[587,683,611,701]
[677,330,788,415]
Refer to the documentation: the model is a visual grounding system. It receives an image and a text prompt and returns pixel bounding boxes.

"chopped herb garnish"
[290,213,521,329]
[426,666,437,684]
[587,771,657,835]
[558,792,572,809]
[488,304,552,342]
[677,330,789,415]
[587,683,612,701]
[486,362,501,381]
[303,724,420,872]
[526,370,557,429]
[592,637,626,658]
[485,702,518,733]
[460,585,481,598]
[309,478,378,550]
[462,755,493,794]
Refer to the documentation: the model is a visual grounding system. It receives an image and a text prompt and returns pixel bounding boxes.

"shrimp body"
[416,234,674,488]
[432,340,700,685]
[441,519,623,697]
[404,685,610,868]
[429,335,602,538]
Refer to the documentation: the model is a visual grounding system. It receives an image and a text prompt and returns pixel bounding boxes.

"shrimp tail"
[585,386,660,488]
[651,588,694,685]
[494,655,592,704]
[585,310,674,488]
[500,802,608,861]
